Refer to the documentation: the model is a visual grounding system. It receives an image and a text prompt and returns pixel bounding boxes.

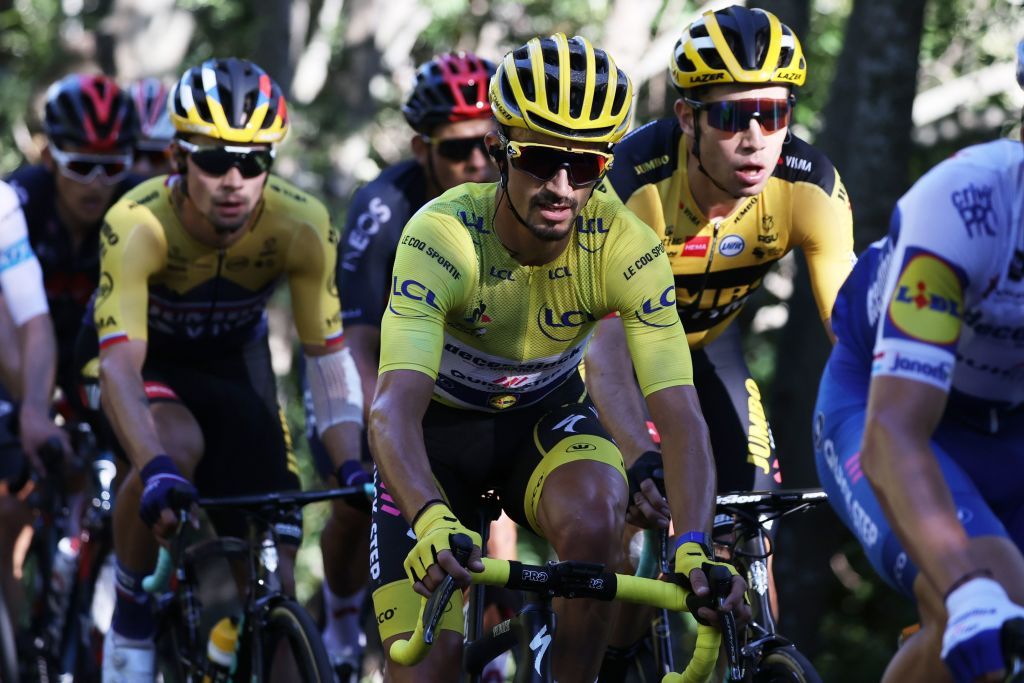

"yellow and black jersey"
[378,182,694,412]
[95,175,343,355]
[599,118,855,348]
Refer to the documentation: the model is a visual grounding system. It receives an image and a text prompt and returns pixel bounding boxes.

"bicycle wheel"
[751,645,823,683]
[0,587,17,683]
[259,599,333,682]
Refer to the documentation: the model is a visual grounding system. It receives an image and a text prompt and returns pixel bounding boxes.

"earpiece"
[488,146,508,188]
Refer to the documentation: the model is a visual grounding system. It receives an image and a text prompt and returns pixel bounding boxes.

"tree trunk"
[769,0,928,659]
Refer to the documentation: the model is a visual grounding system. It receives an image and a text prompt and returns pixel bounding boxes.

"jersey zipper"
[684,219,722,315]
[206,249,225,338]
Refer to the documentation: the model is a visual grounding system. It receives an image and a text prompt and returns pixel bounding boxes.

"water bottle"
[203,617,239,682]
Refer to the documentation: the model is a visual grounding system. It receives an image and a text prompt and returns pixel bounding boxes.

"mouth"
[735,162,766,186]
[214,198,246,218]
[535,200,575,224]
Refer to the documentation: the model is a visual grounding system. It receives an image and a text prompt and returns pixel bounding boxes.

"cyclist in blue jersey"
[814,44,1024,683]
[308,51,498,677]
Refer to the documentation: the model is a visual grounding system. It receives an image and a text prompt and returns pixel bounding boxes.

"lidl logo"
[886,249,965,347]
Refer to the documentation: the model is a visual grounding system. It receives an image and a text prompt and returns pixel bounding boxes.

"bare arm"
[17,313,70,459]
[585,315,656,463]
[368,368,441,520]
[0,295,19,396]
[99,339,164,469]
[861,375,972,594]
[344,325,380,423]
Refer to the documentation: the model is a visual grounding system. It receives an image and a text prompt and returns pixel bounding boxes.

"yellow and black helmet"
[490,33,634,145]
[670,6,806,93]
[170,58,288,143]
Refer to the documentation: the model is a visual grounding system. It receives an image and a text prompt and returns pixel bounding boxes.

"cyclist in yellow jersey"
[369,33,747,682]
[94,58,363,682]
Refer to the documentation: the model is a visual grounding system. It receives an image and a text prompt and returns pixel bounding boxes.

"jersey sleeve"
[378,212,474,379]
[791,165,856,323]
[870,157,1002,392]
[0,181,48,325]
[94,201,167,347]
[285,200,344,348]
[603,211,694,396]
[337,182,410,328]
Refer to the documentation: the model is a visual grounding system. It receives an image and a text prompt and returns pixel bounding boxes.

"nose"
[740,117,767,150]
[547,166,573,193]
[220,164,245,186]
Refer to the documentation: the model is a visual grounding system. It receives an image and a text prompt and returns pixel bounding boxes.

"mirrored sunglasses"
[50,147,132,185]
[177,140,274,178]
[690,97,793,134]
[505,140,612,187]
[423,136,489,162]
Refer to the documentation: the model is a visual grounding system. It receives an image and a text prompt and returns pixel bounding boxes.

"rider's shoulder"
[607,118,682,191]
[771,134,841,194]
[262,174,331,226]
[350,159,426,209]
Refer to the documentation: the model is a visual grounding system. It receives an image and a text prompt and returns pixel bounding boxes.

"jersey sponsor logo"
[576,217,609,253]
[342,196,391,272]
[960,315,1024,345]
[783,155,812,173]
[0,237,33,272]
[536,306,596,342]
[269,182,308,204]
[488,394,518,410]
[489,266,515,281]
[886,249,965,347]
[682,236,710,257]
[390,277,441,310]
[634,285,677,328]
[400,235,461,279]
[465,302,491,325]
[820,438,879,547]
[950,183,996,238]
[688,73,725,84]
[459,211,490,235]
[100,222,119,246]
[881,352,952,383]
[623,243,665,281]
[744,379,776,479]
[566,442,596,452]
[718,234,745,257]
[96,271,114,306]
[633,155,671,175]
[548,266,572,280]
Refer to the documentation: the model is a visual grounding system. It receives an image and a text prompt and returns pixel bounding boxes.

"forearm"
[99,351,163,469]
[649,386,715,534]
[862,420,974,591]
[18,314,56,414]
[368,405,442,523]
[321,422,363,470]
[586,317,656,463]
[345,325,380,422]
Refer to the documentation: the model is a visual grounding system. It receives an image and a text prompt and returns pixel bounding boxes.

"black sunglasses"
[423,136,489,162]
[177,140,275,178]
[505,140,612,187]
[686,96,794,134]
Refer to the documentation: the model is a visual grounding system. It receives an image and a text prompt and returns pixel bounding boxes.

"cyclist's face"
[182,135,269,234]
[46,143,128,229]
[416,118,497,195]
[493,128,607,243]
[677,84,790,198]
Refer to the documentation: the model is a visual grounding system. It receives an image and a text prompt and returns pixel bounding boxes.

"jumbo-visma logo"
[887,250,965,346]
[388,277,442,317]
[634,285,677,328]
[537,306,596,342]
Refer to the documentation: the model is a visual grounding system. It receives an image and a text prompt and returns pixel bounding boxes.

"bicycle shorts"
[125,337,303,545]
[814,342,1024,598]
[369,373,626,642]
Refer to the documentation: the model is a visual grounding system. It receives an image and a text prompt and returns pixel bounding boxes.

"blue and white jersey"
[0,179,47,326]
[832,139,1024,410]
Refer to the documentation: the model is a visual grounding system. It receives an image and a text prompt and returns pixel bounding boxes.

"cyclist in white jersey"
[814,42,1024,683]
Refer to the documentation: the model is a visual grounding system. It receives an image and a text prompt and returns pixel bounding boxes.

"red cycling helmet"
[43,74,135,151]
[128,77,175,151]
[401,52,496,134]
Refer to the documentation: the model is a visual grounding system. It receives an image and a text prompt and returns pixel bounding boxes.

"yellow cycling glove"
[674,540,739,584]
[403,502,482,584]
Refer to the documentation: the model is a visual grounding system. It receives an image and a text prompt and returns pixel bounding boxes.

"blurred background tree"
[2,1,1021,680]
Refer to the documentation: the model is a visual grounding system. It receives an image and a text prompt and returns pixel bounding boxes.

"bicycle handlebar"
[389,533,723,682]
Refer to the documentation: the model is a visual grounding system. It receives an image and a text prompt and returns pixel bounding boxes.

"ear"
[172,146,189,175]
[675,98,697,138]
[411,134,429,165]
[41,145,55,172]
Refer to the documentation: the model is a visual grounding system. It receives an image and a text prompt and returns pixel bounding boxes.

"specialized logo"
[950,183,995,238]
[536,306,595,342]
[634,285,677,328]
[886,248,965,347]
[682,236,710,257]
[530,625,553,675]
[488,394,519,410]
[554,414,587,433]
[719,234,745,257]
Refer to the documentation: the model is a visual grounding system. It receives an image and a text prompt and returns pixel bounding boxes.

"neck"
[685,135,744,221]
[172,178,254,250]
[492,185,572,267]
[54,199,96,247]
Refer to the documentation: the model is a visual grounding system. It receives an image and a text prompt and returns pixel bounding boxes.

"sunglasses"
[423,136,489,162]
[50,147,132,185]
[177,140,275,178]
[504,139,613,187]
[687,97,793,134]
[134,147,172,167]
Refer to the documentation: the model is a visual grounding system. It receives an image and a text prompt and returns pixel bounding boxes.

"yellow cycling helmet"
[170,58,288,144]
[670,6,806,93]
[490,33,634,145]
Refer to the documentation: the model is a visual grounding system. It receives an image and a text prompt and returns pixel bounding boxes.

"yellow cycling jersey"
[94,175,343,354]
[600,118,855,348]
[379,182,694,411]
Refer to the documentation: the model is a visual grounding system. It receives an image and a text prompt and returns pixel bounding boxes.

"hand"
[674,540,750,627]
[139,455,198,541]
[403,502,483,598]
[625,450,670,528]
[942,576,1024,683]
[18,404,71,477]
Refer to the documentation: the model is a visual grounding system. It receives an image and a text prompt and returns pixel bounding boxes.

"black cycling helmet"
[401,52,496,134]
[43,74,136,151]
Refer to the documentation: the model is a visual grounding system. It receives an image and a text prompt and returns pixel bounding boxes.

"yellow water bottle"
[203,616,239,682]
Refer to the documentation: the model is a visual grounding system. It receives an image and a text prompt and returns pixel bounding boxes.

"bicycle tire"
[0,587,17,683]
[750,645,823,683]
[260,599,333,682]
